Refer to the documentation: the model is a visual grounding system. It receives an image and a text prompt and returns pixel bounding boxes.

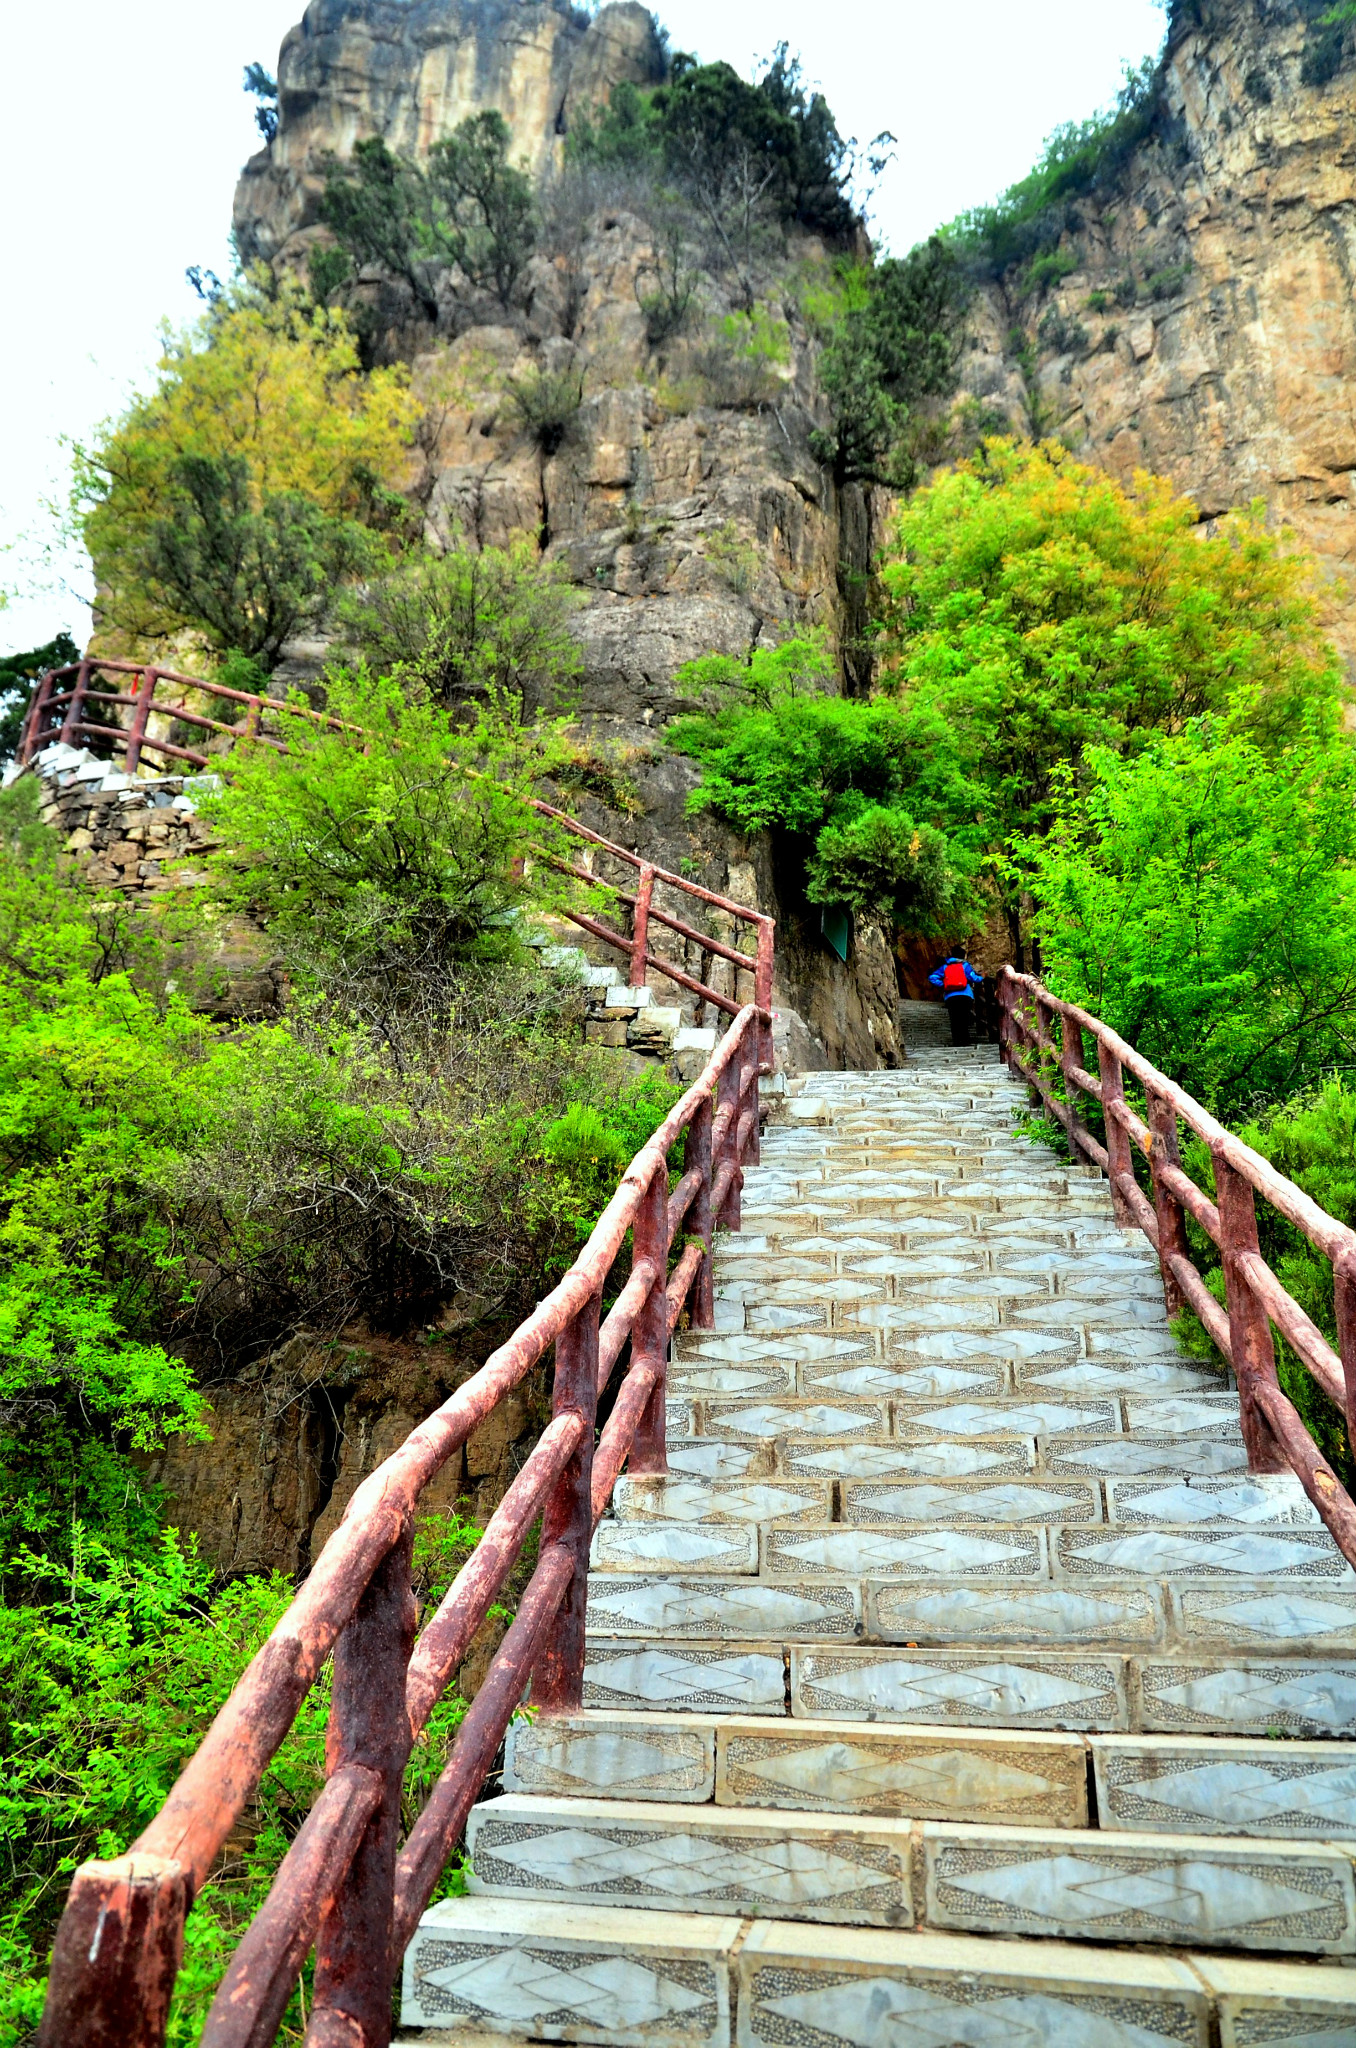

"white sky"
[0,0,1166,654]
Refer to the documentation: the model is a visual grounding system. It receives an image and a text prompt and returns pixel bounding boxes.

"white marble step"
[504,1710,1088,1826]
[1091,1733,1356,1839]
[463,1795,1356,1952]
[843,1478,1101,1524]
[613,1475,830,1524]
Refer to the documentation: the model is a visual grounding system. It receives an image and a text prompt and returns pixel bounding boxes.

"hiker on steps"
[930,952,984,1046]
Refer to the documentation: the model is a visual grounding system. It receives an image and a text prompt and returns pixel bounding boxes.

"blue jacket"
[930,958,983,1000]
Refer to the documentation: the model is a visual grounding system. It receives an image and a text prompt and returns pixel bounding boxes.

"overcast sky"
[0,0,1165,653]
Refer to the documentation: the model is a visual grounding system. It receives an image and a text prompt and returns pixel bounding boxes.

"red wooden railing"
[17,661,775,1060]
[999,966,1356,1563]
[29,657,776,2046]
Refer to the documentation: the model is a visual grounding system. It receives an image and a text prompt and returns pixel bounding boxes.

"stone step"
[791,1646,1356,1735]
[613,1475,831,1524]
[462,1795,1356,1952]
[843,1478,1102,1524]
[1091,1733,1356,1839]
[504,1711,1089,1826]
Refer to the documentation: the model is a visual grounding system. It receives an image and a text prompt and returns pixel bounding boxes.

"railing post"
[630,864,655,987]
[1335,1247,1356,1458]
[1213,1148,1286,1473]
[531,1291,600,1713]
[309,1521,416,2048]
[19,667,57,764]
[716,1036,743,1231]
[755,920,774,1079]
[59,657,92,745]
[1058,1009,1090,1161]
[686,1086,715,1330]
[997,970,1013,1069]
[37,1854,187,2048]
[1147,1086,1191,1320]
[1097,1039,1136,1229]
[124,669,159,776]
[628,1164,670,1475]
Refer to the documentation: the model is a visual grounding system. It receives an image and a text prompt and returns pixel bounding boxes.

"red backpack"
[942,960,969,993]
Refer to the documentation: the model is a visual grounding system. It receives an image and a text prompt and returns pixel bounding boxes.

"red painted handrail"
[18,662,776,1070]
[998,966,1356,1562]
[37,999,770,2047]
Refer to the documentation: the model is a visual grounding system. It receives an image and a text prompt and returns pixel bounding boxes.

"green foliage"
[339,539,583,709]
[809,242,969,486]
[878,439,1342,943]
[0,632,80,758]
[1304,4,1353,84]
[504,363,585,455]
[1173,1082,1356,1484]
[318,116,536,316]
[243,60,278,143]
[945,58,1160,277]
[668,639,982,931]
[566,79,663,170]
[197,666,584,971]
[635,213,701,343]
[125,452,385,669]
[1025,719,1356,1117]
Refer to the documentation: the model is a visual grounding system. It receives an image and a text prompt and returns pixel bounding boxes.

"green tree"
[878,439,1341,954]
[127,453,384,669]
[668,640,982,933]
[810,241,969,485]
[0,631,80,757]
[318,115,536,316]
[1024,717,1356,1115]
[338,538,583,710]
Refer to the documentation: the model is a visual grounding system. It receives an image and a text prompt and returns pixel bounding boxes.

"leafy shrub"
[339,539,583,709]
[688,311,790,410]
[0,632,80,759]
[505,363,585,455]
[1026,718,1356,1117]
[318,117,536,317]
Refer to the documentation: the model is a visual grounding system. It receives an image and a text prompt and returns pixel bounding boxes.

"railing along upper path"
[1000,965,1356,1565]
[29,660,775,2048]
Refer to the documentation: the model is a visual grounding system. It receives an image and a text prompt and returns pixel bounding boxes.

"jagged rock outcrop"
[235,0,666,263]
[956,0,1356,666]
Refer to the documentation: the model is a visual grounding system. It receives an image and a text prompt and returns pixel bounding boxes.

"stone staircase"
[402,1047,1356,2047]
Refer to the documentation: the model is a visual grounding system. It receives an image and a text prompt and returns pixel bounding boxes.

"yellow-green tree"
[75,275,422,653]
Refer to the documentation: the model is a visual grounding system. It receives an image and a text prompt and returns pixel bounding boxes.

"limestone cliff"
[233,0,900,1072]
[234,0,666,262]
[955,0,1356,665]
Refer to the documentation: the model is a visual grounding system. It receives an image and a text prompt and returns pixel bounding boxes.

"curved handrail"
[998,965,1356,1562]
[37,1000,770,2048]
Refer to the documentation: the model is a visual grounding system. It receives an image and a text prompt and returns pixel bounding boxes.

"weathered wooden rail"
[29,656,776,2047]
[999,965,1356,1563]
[17,660,775,1059]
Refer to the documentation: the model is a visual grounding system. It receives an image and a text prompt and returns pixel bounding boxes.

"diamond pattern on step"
[793,1648,1128,1729]
[1109,1476,1321,1528]
[896,1399,1118,1440]
[925,1830,1355,1951]
[1092,1736,1356,1838]
[403,1898,731,2043]
[590,1521,757,1574]
[1169,1583,1356,1650]
[1056,1526,1351,1580]
[783,1439,1036,1480]
[506,1717,714,1802]
[870,1581,1163,1647]
[741,1955,1207,2048]
[1018,1360,1218,1396]
[1138,1659,1356,1737]
[586,1575,860,1640]
[703,1400,886,1441]
[613,1475,828,1525]
[806,1359,1008,1400]
[767,1524,1047,1580]
[467,1802,911,1922]
[666,1359,795,1397]
[582,1643,786,1714]
[1123,1397,1244,1437]
[845,1479,1099,1525]
[665,1439,767,1480]
[718,1726,1086,1824]
[1045,1436,1250,1479]
[676,1332,869,1366]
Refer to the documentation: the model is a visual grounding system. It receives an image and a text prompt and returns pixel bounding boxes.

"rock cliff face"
[234,1,901,1072]
[957,0,1356,665]
[235,0,666,262]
